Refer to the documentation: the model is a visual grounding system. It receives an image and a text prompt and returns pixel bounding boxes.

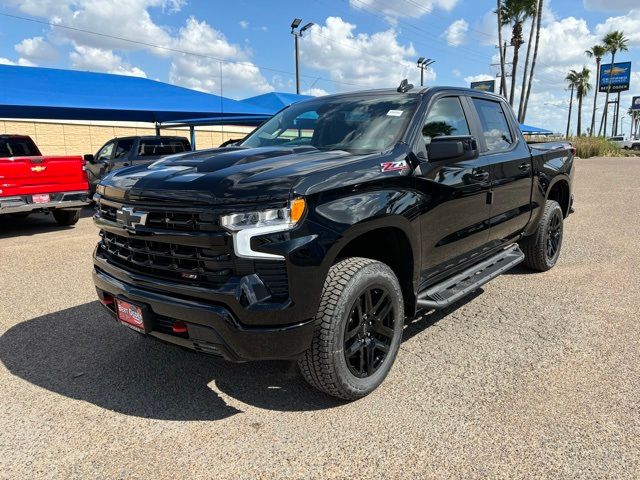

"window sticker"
[386,110,404,117]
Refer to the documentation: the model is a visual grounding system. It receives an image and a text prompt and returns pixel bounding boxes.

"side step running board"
[416,244,525,310]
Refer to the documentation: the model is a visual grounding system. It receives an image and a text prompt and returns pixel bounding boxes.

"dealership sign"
[632,96,640,111]
[599,62,632,92]
[470,80,495,93]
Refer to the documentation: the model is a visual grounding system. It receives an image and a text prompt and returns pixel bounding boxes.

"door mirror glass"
[427,135,478,162]
[84,154,95,163]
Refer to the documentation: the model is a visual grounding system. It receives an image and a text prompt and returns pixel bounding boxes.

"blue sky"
[0,0,638,133]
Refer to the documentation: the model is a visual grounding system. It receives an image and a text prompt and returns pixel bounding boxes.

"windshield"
[241,94,419,154]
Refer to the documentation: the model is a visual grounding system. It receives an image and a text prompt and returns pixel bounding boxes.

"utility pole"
[565,85,575,139]
[492,42,512,97]
[614,91,621,136]
[290,18,314,95]
[416,57,435,86]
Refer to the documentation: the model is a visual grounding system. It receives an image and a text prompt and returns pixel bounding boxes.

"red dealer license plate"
[32,193,50,204]
[115,298,147,333]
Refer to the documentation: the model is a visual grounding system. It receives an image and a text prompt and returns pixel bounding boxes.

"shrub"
[568,136,621,158]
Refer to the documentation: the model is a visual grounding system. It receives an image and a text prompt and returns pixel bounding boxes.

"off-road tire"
[298,257,404,400]
[53,209,81,226]
[520,200,564,272]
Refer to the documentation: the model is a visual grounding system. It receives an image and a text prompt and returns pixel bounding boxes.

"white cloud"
[239,20,249,29]
[300,16,431,91]
[14,36,58,62]
[6,1,272,97]
[304,88,330,96]
[583,0,638,11]
[443,19,468,46]
[0,57,36,66]
[167,17,271,96]
[595,10,640,47]
[349,0,459,20]
[69,45,147,77]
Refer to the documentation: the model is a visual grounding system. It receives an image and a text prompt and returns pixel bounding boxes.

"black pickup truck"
[92,84,574,400]
[85,136,191,193]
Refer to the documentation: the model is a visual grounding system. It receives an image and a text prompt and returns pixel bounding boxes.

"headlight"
[220,198,306,260]
[220,198,306,231]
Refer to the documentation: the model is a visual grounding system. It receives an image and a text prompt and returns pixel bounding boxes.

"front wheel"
[53,209,81,226]
[520,199,564,272]
[298,257,404,400]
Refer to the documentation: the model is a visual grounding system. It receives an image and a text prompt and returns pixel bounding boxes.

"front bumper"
[93,267,316,361]
[0,190,90,214]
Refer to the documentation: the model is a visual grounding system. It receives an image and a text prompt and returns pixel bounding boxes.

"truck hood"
[100,146,376,204]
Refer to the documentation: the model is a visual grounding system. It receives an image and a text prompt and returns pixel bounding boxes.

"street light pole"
[291,18,314,95]
[416,58,435,87]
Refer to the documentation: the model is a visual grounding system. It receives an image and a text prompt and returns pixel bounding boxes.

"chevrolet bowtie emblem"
[30,166,46,172]
[116,206,148,232]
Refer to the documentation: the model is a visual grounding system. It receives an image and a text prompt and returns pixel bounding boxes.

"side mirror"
[427,136,478,162]
[84,154,96,163]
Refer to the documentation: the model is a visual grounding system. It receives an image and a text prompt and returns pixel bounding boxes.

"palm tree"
[565,70,579,138]
[598,31,629,136]
[521,0,543,123]
[573,67,591,136]
[518,0,538,121]
[497,0,507,97]
[499,0,537,107]
[585,44,606,136]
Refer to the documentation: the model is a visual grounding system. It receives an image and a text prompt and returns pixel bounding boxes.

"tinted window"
[96,142,114,162]
[241,94,420,154]
[0,137,40,156]
[114,139,134,159]
[472,98,514,152]
[138,138,190,157]
[422,97,470,146]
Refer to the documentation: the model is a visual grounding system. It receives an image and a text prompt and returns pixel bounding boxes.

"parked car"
[607,135,625,148]
[622,137,640,150]
[0,134,89,225]
[92,84,574,399]
[85,136,191,193]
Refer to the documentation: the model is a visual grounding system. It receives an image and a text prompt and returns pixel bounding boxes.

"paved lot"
[1,157,639,479]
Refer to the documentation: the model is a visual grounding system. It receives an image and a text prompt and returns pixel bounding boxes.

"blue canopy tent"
[519,123,553,135]
[0,65,273,147]
[163,92,314,127]
[241,92,313,112]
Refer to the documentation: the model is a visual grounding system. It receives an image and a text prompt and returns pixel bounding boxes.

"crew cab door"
[468,97,533,244]
[413,94,494,285]
[86,140,114,189]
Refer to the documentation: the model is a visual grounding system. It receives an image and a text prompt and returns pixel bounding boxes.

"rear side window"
[0,137,40,156]
[422,97,470,146]
[472,98,514,152]
[114,139,134,159]
[138,138,190,157]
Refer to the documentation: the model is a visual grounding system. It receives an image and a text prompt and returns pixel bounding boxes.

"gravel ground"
[1,157,639,479]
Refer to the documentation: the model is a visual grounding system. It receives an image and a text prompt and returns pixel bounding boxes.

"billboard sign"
[599,62,632,92]
[470,80,495,93]
[632,96,640,111]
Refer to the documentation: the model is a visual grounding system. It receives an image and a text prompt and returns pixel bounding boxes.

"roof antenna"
[397,79,413,93]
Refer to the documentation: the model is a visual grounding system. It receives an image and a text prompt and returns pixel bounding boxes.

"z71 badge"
[380,161,409,173]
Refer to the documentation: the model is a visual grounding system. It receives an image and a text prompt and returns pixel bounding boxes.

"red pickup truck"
[0,135,90,225]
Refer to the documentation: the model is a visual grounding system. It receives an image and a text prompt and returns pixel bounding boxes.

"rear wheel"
[520,200,564,272]
[53,209,81,226]
[298,257,404,400]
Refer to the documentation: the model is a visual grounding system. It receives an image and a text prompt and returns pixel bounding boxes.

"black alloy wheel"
[343,286,395,378]
[546,209,563,261]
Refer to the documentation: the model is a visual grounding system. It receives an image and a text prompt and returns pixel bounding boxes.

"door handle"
[518,162,530,171]
[123,163,130,167]
[470,170,489,181]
